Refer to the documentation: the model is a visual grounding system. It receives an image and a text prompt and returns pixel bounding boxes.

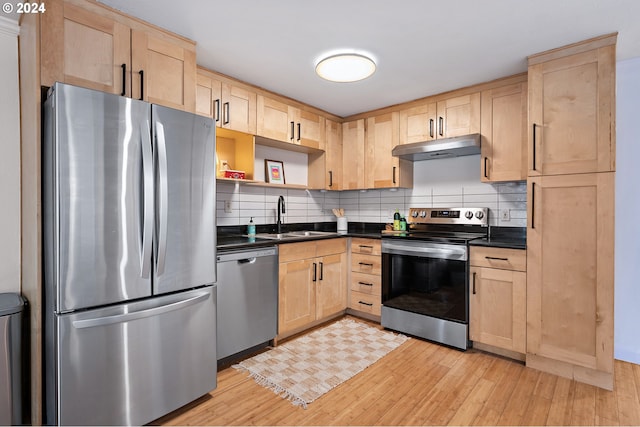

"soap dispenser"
[247,217,256,237]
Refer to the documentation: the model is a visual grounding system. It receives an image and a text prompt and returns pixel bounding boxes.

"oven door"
[381,239,469,349]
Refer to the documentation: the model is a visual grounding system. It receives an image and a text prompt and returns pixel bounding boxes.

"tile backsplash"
[216,155,527,228]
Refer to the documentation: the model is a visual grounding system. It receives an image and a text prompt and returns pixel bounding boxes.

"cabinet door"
[480,82,527,182]
[527,173,614,376]
[436,93,480,139]
[469,266,526,353]
[342,119,366,190]
[399,101,437,144]
[528,46,615,175]
[195,73,214,118]
[278,258,316,335]
[325,119,343,190]
[365,112,401,188]
[221,82,257,134]
[131,29,196,112]
[257,95,292,143]
[316,253,347,318]
[42,3,131,95]
[295,109,325,149]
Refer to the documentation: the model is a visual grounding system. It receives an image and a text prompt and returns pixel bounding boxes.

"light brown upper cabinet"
[257,95,325,149]
[196,69,257,134]
[528,34,616,176]
[342,119,366,190]
[365,112,413,189]
[399,93,480,144]
[42,0,196,112]
[480,81,528,182]
[324,119,344,190]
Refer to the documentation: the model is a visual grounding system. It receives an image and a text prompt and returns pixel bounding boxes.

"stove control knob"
[475,211,485,220]
[420,210,427,218]
[465,211,474,220]
[411,210,419,218]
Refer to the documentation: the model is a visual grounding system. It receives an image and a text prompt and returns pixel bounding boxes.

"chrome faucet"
[277,195,286,233]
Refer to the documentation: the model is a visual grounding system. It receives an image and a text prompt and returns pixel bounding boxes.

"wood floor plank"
[154,317,640,427]
[615,360,640,426]
[570,382,597,426]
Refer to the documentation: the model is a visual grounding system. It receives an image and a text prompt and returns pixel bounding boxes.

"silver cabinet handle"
[72,292,210,329]
[155,122,169,276]
[140,120,153,279]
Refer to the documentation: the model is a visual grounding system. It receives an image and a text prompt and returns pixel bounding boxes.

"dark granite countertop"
[217,222,384,251]
[470,226,526,250]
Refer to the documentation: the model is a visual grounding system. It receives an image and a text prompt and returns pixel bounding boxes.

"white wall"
[614,57,640,364]
[0,17,21,294]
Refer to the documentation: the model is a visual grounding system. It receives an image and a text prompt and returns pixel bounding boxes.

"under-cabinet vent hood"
[392,133,481,161]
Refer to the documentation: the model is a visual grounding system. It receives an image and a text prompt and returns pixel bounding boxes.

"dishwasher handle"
[216,247,278,263]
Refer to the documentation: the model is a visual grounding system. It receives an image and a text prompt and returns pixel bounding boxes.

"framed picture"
[265,159,286,184]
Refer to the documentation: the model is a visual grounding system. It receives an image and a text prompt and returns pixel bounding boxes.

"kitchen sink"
[253,230,338,240]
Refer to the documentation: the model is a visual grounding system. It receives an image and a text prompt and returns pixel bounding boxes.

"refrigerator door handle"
[140,120,154,278]
[71,291,211,329]
[155,122,169,276]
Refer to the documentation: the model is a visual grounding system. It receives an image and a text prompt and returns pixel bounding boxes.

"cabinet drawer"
[316,238,347,257]
[349,291,381,316]
[351,253,381,275]
[351,238,381,255]
[470,246,526,271]
[350,272,381,295]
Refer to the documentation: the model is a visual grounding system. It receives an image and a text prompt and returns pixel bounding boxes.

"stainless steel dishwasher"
[216,246,278,361]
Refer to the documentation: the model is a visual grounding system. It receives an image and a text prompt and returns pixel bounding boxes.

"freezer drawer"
[48,287,216,426]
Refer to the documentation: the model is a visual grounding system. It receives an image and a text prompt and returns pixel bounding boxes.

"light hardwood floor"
[153,317,640,426]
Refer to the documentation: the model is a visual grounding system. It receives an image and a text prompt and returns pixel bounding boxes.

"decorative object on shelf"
[265,159,285,184]
[223,170,246,179]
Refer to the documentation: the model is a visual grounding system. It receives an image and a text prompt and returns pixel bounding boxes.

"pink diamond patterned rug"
[233,318,409,408]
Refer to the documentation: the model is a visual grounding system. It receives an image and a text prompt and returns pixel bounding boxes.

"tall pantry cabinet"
[525,34,616,390]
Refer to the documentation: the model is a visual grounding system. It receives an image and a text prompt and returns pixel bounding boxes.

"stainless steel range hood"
[392,133,481,161]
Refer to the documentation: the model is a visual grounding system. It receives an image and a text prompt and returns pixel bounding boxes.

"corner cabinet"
[365,112,413,189]
[308,119,343,190]
[41,0,196,112]
[469,246,526,357]
[525,33,616,390]
[480,81,528,182]
[278,239,347,339]
[342,119,366,190]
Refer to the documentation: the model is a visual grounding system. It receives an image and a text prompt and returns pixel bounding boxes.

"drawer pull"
[485,256,509,261]
[358,281,373,287]
[359,262,373,267]
[358,245,373,249]
[358,301,373,307]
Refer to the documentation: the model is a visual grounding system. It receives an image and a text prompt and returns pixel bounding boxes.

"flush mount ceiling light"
[315,53,376,83]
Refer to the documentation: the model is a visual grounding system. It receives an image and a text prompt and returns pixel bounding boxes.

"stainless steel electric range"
[381,207,489,350]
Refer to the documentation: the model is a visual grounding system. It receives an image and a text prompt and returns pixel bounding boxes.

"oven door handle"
[382,242,467,260]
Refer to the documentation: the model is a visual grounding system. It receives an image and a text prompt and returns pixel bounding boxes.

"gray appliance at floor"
[216,246,278,361]
[42,82,217,426]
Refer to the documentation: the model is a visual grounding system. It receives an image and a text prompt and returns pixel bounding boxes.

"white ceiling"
[96,0,640,117]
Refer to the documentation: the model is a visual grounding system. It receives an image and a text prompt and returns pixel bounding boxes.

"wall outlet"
[224,200,232,213]
[501,209,510,221]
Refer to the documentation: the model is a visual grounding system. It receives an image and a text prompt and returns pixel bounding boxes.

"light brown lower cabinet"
[278,239,347,338]
[526,172,614,390]
[348,238,382,317]
[469,246,527,356]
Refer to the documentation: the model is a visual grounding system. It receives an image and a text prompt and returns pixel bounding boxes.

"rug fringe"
[233,364,308,409]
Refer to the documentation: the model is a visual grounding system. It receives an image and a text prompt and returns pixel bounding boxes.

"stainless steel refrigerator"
[42,82,217,426]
